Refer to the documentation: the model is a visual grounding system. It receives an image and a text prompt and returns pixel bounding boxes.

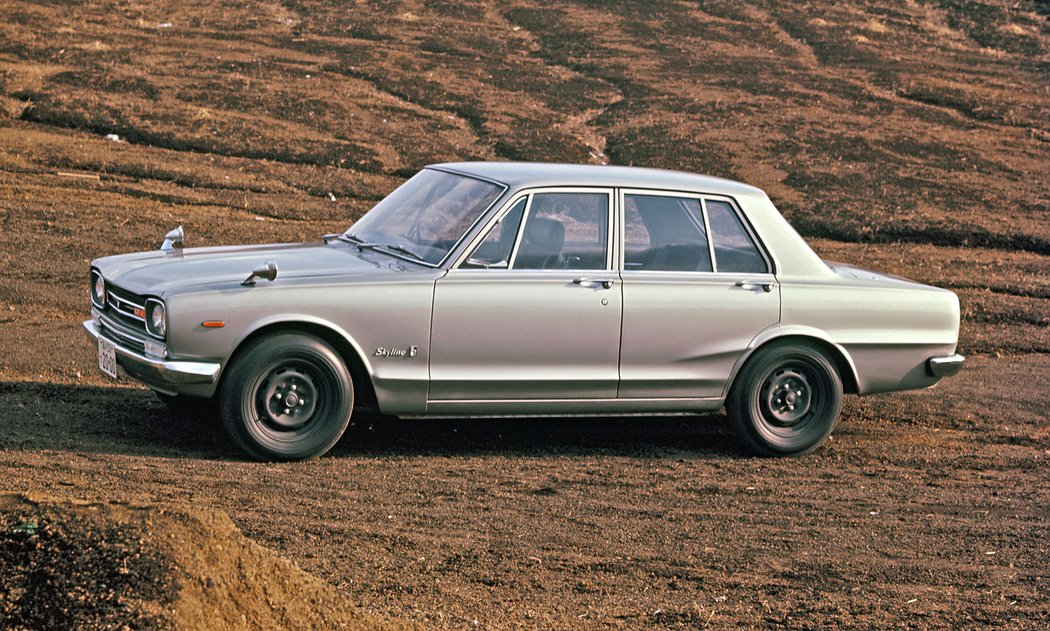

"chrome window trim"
[619,188,712,272]
[452,186,616,272]
[610,187,621,274]
[617,188,773,275]
[506,193,535,269]
[619,269,753,278]
[702,194,774,275]
[423,166,510,270]
[700,198,718,272]
[454,192,531,270]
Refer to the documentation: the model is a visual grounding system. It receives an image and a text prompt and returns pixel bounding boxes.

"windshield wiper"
[358,242,425,262]
[342,234,425,262]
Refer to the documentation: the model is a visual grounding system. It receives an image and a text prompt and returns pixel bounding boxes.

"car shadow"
[0,381,231,459]
[331,410,740,458]
[0,381,740,460]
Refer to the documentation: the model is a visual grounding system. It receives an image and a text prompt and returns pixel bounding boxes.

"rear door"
[618,190,780,399]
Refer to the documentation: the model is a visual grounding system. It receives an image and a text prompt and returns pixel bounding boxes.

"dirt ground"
[0,0,1047,628]
[0,493,407,629]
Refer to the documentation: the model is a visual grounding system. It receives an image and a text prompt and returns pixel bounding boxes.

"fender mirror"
[242,260,278,286]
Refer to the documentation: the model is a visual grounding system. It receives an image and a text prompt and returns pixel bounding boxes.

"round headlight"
[146,300,166,338]
[91,272,106,307]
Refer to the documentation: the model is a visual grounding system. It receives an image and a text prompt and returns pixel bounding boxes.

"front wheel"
[220,333,354,461]
[727,342,842,456]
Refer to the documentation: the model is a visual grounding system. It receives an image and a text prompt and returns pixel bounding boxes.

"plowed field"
[1,1,1046,627]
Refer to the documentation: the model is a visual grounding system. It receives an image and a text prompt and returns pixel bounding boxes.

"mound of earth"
[0,493,407,630]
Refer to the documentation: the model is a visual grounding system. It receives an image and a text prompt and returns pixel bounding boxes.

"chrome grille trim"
[108,289,145,322]
[96,310,149,355]
[103,283,151,334]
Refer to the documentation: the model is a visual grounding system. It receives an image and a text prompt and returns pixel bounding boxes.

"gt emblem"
[375,345,418,358]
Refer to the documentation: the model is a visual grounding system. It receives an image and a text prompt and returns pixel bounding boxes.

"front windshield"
[345,169,505,265]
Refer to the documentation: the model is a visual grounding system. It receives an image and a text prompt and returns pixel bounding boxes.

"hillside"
[0,1,1046,628]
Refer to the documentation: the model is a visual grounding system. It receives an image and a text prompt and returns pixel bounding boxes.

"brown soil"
[0,0,1047,628]
[0,493,405,630]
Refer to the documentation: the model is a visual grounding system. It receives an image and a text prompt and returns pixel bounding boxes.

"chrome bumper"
[927,354,965,378]
[83,319,221,387]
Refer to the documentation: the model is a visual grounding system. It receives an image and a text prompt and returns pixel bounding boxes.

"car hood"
[92,241,418,296]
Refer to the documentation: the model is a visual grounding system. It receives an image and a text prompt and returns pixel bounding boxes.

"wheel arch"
[729,328,860,397]
[221,318,379,411]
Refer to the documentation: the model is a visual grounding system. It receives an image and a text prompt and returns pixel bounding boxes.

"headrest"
[524,217,565,247]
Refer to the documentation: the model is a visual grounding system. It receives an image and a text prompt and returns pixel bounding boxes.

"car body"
[85,162,964,459]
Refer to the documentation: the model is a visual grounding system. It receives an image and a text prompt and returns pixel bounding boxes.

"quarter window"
[706,200,767,273]
[462,197,527,268]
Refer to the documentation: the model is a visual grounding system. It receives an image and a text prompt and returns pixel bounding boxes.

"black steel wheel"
[220,332,353,461]
[727,341,842,456]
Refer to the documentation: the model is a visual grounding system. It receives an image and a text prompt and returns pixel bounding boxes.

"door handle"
[573,278,615,289]
[735,280,773,293]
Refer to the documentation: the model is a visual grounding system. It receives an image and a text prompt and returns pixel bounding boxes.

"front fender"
[232,313,375,377]
[227,314,429,415]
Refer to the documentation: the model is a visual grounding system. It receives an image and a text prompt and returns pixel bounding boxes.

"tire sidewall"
[728,342,843,456]
[220,333,353,461]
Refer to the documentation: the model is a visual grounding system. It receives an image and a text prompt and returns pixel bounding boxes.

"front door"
[429,189,621,402]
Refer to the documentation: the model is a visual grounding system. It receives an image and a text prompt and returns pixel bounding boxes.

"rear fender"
[726,325,861,398]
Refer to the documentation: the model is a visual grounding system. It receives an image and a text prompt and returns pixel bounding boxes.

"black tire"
[219,332,354,461]
[727,341,842,456]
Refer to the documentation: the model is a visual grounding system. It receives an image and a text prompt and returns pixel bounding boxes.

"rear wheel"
[220,333,353,461]
[727,341,842,456]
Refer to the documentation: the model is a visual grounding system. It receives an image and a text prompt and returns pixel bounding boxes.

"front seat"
[515,218,565,269]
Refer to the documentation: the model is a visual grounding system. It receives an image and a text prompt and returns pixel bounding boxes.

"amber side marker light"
[201,321,225,328]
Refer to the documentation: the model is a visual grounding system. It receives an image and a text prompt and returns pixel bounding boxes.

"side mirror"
[242,260,278,286]
[160,225,184,252]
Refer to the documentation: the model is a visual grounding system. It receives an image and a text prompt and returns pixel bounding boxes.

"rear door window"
[623,194,712,272]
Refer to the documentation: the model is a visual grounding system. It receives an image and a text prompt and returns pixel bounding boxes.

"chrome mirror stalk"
[242,260,278,286]
[160,226,184,252]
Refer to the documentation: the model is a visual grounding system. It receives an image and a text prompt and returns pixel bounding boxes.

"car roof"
[430,161,766,198]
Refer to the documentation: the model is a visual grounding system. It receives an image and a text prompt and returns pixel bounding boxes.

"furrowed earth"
[0,0,1046,628]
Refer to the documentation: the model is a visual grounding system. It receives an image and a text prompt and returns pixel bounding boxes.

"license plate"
[98,336,118,379]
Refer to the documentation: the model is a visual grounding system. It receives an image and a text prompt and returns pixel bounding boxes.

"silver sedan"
[85,162,964,460]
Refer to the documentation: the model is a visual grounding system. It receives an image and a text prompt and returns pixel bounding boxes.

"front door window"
[512,192,609,270]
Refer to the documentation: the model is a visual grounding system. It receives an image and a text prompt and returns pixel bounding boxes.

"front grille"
[106,284,148,333]
[98,316,147,355]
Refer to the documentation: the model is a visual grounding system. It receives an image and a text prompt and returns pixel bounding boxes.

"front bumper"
[926,354,965,378]
[83,318,221,391]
